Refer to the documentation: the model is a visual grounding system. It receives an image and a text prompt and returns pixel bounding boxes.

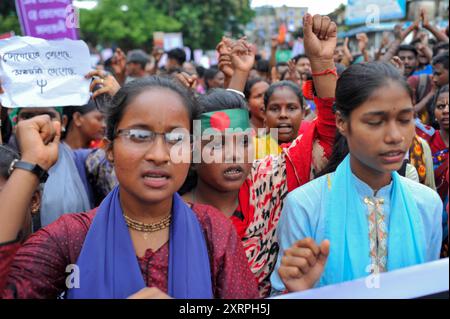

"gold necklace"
[123,213,171,237]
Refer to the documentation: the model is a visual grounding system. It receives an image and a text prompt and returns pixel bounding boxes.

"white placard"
[271,258,449,299]
[0,36,91,108]
[163,33,184,52]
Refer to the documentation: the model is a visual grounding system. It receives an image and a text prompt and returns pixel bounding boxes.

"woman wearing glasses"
[0,77,258,299]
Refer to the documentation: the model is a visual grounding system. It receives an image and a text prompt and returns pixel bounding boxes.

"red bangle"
[312,67,338,77]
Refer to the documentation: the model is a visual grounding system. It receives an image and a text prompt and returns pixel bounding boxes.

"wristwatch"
[8,159,49,183]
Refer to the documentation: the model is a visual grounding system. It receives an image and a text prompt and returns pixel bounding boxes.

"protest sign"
[0,36,91,108]
[15,0,78,40]
[272,259,449,299]
[275,49,292,63]
[153,32,164,49]
[163,33,184,51]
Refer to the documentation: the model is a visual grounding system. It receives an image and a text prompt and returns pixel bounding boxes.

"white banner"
[163,33,184,52]
[272,258,449,299]
[0,36,91,108]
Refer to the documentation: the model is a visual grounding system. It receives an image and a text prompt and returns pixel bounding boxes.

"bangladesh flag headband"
[199,108,251,134]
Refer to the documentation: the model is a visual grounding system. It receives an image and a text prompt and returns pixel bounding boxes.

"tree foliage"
[80,0,181,50]
[152,0,254,49]
[0,0,255,50]
[0,0,21,35]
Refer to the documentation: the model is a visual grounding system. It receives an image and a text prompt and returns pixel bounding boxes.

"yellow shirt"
[253,134,282,160]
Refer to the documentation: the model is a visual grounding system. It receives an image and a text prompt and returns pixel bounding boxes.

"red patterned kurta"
[231,97,336,297]
[423,130,449,258]
[425,131,449,199]
[0,203,259,299]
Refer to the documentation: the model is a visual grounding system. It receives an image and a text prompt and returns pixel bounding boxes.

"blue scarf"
[67,187,213,299]
[321,155,425,286]
[40,143,92,227]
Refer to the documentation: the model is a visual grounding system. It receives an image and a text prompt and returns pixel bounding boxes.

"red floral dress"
[0,204,259,299]
[231,97,336,297]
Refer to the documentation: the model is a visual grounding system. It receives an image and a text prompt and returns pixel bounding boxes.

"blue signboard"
[345,0,407,26]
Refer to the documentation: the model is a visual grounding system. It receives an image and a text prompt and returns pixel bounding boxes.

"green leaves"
[80,0,181,48]
[152,0,254,50]
[1,0,254,51]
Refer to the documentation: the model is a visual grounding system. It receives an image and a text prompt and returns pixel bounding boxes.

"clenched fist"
[16,114,61,171]
[303,14,337,63]
[279,238,330,292]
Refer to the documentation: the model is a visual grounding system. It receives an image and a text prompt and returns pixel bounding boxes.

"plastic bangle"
[226,88,245,99]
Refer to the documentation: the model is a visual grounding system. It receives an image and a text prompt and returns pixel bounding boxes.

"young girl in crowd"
[0,77,258,299]
[62,100,108,207]
[271,62,443,294]
[181,14,338,297]
[244,78,281,159]
[0,145,41,240]
[10,107,93,227]
[181,88,254,236]
[204,67,225,91]
[62,100,106,150]
[427,85,449,202]
[420,85,449,257]
[263,81,304,147]
[244,78,269,132]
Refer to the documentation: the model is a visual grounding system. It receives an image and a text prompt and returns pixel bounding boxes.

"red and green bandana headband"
[199,108,251,134]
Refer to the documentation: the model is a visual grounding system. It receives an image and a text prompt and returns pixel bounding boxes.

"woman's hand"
[16,114,61,171]
[420,8,430,29]
[271,66,280,84]
[357,33,369,53]
[303,14,337,63]
[271,35,279,50]
[278,238,330,292]
[343,37,354,63]
[217,37,235,79]
[0,114,60,243]
[174,72,198,89]
[390,56,405,75]
[111,48,127,82]
[381,32,391,48]
[85,69,121,99]
[287,59,302,87]
[303,14,337,98]
[217,36,255,74]
[401,20,420,41]
[227,37,256,92]
[230,37,255,74]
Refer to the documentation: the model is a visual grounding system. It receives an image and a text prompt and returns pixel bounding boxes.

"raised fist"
[303,14,337,63]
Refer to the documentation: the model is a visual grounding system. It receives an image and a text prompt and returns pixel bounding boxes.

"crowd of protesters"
[0,10,448,299]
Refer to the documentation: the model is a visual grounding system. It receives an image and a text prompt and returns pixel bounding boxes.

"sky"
[250,0,348,15]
